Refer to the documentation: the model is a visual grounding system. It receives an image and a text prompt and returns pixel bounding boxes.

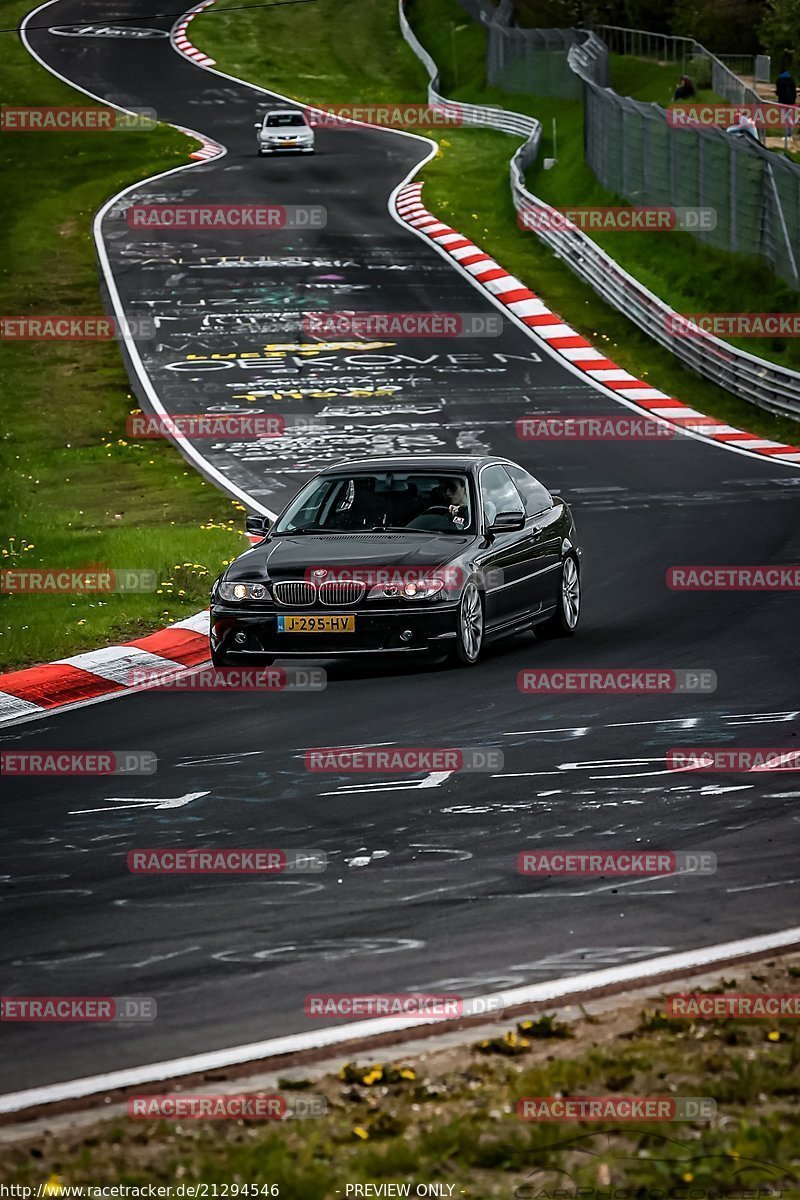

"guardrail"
[399,0,800,420]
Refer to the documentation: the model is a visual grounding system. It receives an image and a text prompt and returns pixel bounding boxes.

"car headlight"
[367,578,447,601]
[218,581,268,602]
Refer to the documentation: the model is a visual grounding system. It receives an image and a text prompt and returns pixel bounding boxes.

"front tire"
[450,581,484,666]
[210,642,231,668]
[536,555,581,638]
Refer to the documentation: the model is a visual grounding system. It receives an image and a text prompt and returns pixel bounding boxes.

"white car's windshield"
[274,473,475,535]
[265,113,306,127]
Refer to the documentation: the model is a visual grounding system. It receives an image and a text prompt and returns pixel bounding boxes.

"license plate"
[282,139,298,145]
[277,614,355,633]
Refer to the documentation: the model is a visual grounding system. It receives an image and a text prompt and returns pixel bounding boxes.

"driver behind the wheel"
[444,478,469,528]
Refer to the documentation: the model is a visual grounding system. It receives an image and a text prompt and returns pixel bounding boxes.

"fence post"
[766,161,800,287]
[730,141,737,254]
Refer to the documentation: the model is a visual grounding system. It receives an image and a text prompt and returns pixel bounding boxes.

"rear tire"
[535,555,581,638]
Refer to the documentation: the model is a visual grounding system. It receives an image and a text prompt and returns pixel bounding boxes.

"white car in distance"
[255,109,315,155]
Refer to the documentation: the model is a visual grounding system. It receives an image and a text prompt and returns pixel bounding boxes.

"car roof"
[317,456,511,475]
[263,109,306,117]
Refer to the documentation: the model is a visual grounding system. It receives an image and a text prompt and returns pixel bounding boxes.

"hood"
[226,532,470,581]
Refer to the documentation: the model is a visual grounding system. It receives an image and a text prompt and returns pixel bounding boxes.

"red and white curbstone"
[0,611,210,727]
[394,182,800,465]
[172,0,217,67]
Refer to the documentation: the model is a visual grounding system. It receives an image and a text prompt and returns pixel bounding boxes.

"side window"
[504,464,552,517]
[480,464,524,528]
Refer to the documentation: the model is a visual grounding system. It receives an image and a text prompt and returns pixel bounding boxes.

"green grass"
[193,0,800,448]
[3,962,799,1195]
[0,0,245,671]
[609,54,722,106]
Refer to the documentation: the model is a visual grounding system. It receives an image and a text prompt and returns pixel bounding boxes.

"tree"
[671,0,767,52]
[759,0,800,65]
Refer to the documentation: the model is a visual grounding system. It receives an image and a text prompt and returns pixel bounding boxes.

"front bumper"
[258,140,314,153]
[210,603,459,659]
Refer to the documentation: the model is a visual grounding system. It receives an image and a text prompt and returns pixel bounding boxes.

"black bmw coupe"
[209,456,582,668]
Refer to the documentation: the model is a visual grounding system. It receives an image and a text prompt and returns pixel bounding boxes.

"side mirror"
[490,511,526,533]
[246,514,271,539]
[253,121,262,128]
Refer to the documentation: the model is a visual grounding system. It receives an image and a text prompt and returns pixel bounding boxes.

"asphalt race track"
[3,0,800,1095]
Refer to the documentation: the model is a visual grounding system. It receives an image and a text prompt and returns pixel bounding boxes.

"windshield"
[274,472,475,535]
[265,113,306,127]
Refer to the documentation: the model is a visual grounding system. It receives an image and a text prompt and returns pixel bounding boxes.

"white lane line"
[2,925,797,1114]
[726,877,800,894]
[69,791,209,815]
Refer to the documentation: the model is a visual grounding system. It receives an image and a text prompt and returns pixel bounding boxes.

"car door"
[476,463,530,627]
[503,464,563,612]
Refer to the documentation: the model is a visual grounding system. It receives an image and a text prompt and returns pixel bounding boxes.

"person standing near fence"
[775,69,797,106]
[775,69,798,138]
